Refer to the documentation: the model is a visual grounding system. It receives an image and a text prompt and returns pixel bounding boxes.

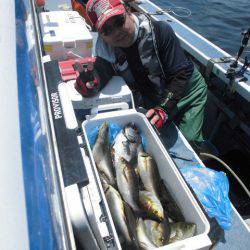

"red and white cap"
[86,0,125,31]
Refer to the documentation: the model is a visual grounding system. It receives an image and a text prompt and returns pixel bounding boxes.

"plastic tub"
[82,109,211,250]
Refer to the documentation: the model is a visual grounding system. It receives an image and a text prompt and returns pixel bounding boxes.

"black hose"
[200,152,250,199]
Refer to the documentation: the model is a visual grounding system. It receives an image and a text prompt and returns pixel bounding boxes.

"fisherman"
[76,0,207,152]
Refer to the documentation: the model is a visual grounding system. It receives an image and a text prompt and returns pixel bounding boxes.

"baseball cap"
[86,0,125,31]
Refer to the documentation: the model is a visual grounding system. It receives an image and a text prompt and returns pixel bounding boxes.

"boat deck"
[37,0,250,248]
[1,0,249,249]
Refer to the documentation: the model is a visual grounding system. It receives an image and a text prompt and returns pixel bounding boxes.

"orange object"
[71,0,93,27]
[35,0,45,6]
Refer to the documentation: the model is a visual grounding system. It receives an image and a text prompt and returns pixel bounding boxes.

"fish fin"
[99,172,110,187]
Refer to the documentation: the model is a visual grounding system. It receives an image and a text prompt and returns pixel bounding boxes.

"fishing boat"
[1,0,249,249]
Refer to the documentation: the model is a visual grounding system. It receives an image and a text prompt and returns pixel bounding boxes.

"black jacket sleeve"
[152,20,194,112]
[94,56,115,90]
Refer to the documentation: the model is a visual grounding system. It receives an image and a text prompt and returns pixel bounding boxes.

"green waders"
[170,67,207,151]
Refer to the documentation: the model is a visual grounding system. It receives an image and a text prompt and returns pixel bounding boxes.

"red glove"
[146,108,167,130]
[75,73,99,97]
[74,61,100,97]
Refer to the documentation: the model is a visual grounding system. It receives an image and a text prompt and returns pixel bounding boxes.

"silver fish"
[92,122,115,186]
[137,151,161,197]
[144,219,170,247]
[111,123,142,168]
[104,184,133,244]
[169,222,196,243]
[116,157,140,212]
[136,218,157,250]
[139,191,164,221]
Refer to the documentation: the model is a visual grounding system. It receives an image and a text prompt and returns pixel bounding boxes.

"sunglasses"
[100,14,126,36]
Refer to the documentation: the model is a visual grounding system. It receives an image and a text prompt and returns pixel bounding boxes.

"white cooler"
[81,108,212,250]
[39,11,93,60]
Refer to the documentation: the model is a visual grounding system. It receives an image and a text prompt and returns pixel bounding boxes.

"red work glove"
[146,108,167,130]
[75,75,99,97]
[74,61,100,97]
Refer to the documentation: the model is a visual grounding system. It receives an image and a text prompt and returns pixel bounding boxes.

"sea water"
[153,0,250,55]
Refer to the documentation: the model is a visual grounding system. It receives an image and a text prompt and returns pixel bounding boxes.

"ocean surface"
[152,0,250,55]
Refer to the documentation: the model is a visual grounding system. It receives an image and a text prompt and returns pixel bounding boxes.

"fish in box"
[82,109,211,249]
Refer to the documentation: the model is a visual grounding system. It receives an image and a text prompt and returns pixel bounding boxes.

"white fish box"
[39,11,93,60]
[81,109,211,250]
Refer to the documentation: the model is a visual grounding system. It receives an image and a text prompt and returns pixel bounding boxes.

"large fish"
[111,123,143,168]
[136,218,157,250]
[169,222,196,243]
[139,191,164,221]
[137,151,161,197]
[92,122,115,186]
[104,183,136,246]
[116,157,140,212]
[144,219,170,247]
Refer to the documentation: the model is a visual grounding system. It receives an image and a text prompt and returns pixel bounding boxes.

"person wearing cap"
[81,0,207,151]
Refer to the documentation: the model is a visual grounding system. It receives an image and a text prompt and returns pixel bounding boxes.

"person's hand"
[146,108,167,130]
[74,61,99,97]
[74,74,99,97]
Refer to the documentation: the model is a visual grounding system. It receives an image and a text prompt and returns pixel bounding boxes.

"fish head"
[100,173,110,189]
[102,181,110,193]
[155,222,169,246]
[138,150,148,157]
[137,150,147,167]
[183,223,196,235]
[123,123,141,143]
